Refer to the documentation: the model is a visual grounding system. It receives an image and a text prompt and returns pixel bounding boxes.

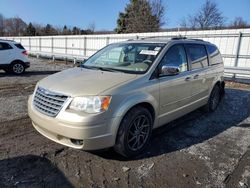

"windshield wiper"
[97,67,122,72]
[81,65,122,73]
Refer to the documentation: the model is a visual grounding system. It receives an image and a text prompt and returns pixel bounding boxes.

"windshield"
[83,43,165,74]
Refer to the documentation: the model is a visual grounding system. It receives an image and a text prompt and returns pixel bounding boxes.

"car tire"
[114,106,153,157]
[205,84,221,112]
[11,62,25,74]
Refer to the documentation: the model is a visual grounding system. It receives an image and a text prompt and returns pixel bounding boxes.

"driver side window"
[160,45,188,72]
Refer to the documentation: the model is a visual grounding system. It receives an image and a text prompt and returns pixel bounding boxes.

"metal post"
[39,37,41,52]
[234,32,242,67]
[29,37,31,51]
[106,37,110,45]
[51,37,54,54]
[84,36,87,57]
[65,37,68,55]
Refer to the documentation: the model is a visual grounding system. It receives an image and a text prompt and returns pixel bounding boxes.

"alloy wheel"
[13,63,24,74]
[127,115,151,151]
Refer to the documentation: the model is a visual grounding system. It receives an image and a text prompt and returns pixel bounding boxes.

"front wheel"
[114,106,153,157]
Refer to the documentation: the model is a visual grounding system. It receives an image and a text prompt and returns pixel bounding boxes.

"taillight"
[22,51,28,56]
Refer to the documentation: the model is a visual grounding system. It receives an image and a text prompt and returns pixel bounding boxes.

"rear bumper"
[24,62,30,68]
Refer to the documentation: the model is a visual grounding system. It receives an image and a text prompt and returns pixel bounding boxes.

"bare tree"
[230,17,249,28]
[150,0,165,26]
[4,17,27,36]
[0,14,4,36]
[180,0,225,29]
[88,21,96,33]
[180,15,197,29]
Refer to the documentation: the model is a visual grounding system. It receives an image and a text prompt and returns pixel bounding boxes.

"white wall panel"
[2,28,250,68]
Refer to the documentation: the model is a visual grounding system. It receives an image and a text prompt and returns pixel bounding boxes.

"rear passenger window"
[207,44,222,65]
[0,42,13,50]
[186,44,208,69]
[14,43,25,50]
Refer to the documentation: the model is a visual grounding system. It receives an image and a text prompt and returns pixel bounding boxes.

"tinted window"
[186,44,208,69]
[207,45,217,54]
[160,44,188,72]
[0,42,13,50]
[207,44,222,65]
[14,43,25,50]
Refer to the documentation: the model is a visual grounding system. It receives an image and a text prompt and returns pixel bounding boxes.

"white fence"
[2,28,250,78]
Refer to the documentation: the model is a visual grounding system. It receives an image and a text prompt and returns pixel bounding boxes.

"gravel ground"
[0,57,250,188]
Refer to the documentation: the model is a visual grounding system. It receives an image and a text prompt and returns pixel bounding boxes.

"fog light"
[70,139,83,145]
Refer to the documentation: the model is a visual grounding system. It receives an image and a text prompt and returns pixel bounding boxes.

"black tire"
[11,61,25,74]
[205,84,221,112]
[114,106,153,157]
[220,81,225,97]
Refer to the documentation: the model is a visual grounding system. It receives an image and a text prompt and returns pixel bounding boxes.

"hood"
[38,67,137,97]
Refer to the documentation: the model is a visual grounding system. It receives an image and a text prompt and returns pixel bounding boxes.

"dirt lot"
[0,58,250,188]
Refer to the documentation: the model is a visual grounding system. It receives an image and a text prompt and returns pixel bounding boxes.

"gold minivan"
[28,38,225,157]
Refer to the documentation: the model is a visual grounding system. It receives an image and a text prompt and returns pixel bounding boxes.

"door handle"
[193,74,199,79]
[185,76,191,81]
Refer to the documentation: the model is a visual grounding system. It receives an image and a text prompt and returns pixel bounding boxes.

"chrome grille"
[33,87,68,117]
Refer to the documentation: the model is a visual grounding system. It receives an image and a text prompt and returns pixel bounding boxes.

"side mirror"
[78,59,87,67]
[160,65,180,76]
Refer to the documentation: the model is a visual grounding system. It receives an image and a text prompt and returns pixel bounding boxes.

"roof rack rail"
[129,35,205,42]
[139,36,169,40]
[140,35,188,40]
[188,38,204,41]
[171,36,187,40]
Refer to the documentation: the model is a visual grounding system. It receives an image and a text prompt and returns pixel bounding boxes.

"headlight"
[69,96,111,113]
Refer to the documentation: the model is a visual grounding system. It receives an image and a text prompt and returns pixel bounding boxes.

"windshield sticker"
[154,47,161,51]
[140,50,159,56]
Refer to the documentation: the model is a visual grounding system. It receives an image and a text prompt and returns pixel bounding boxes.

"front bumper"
[28,95,120,150]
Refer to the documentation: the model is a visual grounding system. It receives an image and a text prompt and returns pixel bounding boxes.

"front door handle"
[193,74,199,79]
[185,76,191,81]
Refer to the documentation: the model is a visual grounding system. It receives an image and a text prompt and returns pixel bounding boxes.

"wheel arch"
[10,59,25,65]
[211,80,225,96]
[112,98,157,145]
[113,101,156,157]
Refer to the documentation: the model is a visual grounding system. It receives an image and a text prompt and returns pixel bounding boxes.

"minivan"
[28,37,225,157]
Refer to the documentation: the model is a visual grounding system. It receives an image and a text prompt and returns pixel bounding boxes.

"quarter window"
[160,45,188,73]
[14,43,25,50]
[186,44,208,69]
[0,42,13,50]
[207,44,222,65]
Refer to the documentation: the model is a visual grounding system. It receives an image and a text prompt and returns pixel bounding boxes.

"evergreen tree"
[72,26,80,35]
[115,0,164,33]
[25,22,36,36]
[62,25,71,35]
